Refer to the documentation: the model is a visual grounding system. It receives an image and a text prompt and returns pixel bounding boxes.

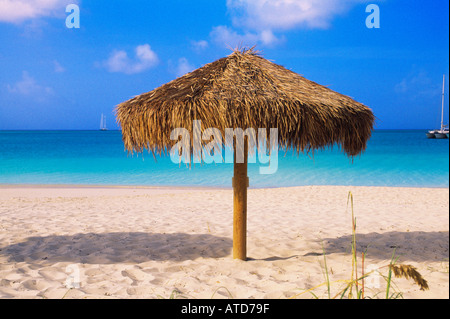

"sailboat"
[427,75,448,139]
[100,113,108,131]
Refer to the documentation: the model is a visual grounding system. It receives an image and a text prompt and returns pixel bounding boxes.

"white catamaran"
[100,113,107,131]
[427,75,449,139]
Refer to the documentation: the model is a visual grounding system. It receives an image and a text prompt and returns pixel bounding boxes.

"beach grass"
[290,191,429,299]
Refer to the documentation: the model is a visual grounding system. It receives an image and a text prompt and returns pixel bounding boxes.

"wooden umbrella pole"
[233,139,249,260]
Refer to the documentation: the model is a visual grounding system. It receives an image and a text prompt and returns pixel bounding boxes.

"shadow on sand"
[0,232,232,265]
[317,231,449,263]
[1,231,446,265]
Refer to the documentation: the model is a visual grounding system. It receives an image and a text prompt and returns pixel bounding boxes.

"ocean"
[0,130,448,188]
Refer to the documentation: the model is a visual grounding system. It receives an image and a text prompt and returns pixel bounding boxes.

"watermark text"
[170,120,278,174]
[66,4,80,29]
[366,4,380,29]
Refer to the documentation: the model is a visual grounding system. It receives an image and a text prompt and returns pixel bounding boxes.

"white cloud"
[210,25,284,48]
[191,40,209,52]
[210,0,366,47]
[7,71,53,96]
[0,0,78,23]
[53,60,65,73]
[227,0,365,30]
[395,70,442,98]
[210,25,258,48]
[174,57,195,77]
[101,44,159,75]
[258,29,285,46]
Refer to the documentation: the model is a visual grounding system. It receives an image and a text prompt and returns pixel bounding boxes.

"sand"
[0,185,448,299]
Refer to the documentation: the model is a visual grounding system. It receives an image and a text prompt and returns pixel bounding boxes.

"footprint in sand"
[121,267,155,284]
[21,279,51,291]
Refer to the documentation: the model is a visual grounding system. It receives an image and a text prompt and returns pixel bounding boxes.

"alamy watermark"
[366,4,380,29]
[65,264,81,289]
[66,4,80,29]
[64,4,380,30]
[364,264,382,289]
[169,120,278,174]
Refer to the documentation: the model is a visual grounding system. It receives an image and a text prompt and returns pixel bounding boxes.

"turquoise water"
[0,130,448,188]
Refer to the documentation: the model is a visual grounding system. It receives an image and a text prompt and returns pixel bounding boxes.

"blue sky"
[0,0,448,130]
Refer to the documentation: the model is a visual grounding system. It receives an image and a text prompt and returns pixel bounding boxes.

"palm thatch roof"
[116,48,374,157]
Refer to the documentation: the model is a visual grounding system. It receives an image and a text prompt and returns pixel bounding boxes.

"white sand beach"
[0,185,448,299]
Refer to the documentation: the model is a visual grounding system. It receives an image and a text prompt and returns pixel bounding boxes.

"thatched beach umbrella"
[115,48,374,261]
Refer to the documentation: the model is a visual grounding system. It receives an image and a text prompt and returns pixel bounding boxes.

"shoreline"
[1,183,448,200]
[0,183,224,190]
[1,183,448,190]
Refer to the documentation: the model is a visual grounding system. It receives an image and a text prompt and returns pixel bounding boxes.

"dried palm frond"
[116,47,375,158]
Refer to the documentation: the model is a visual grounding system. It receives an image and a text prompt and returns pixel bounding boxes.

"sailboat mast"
[441,75,445,131]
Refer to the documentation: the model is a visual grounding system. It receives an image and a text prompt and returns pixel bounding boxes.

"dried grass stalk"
[389,264,429,291]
